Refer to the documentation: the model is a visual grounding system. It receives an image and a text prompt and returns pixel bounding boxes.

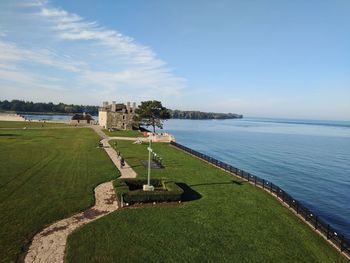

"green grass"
[0,120,68,128]
[115,178,183,203]
[102,129,142,137]
[0,126,118,263]
[66,140,347,263]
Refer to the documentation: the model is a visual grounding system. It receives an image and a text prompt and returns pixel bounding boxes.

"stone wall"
[98,101,136,130]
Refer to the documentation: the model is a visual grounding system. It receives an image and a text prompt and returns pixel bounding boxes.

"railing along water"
[170,141,350,258]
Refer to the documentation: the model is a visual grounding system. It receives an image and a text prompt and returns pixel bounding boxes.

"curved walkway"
[24,127,137,263]
[100,138,137,178]
[25,182,118,263]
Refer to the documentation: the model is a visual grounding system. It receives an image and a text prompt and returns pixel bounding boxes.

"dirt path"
[24,127,137,263]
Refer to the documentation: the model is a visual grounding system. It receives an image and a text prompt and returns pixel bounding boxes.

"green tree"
[135,100,170,133]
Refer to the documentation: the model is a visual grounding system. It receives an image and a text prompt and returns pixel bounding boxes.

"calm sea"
[23,114,97,122]
[23,114,72,122]
[22,114,350,239]
[163,118,350,240]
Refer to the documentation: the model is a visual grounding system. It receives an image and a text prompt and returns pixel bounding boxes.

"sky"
[0,0,349,120]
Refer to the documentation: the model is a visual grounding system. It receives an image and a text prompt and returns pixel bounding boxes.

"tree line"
[0,100,99,115]
[169,109,243,119]
[0,99,243,120]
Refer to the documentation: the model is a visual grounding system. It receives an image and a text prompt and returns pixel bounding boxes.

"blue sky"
[0,0,349,120]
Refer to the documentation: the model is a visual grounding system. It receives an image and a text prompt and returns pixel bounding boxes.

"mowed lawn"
[66,141,347,263]
[0,124,117,263]
[103,129,142,137]
[0,120,68,128]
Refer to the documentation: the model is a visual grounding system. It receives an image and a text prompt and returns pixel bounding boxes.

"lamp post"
[143,139,155,191]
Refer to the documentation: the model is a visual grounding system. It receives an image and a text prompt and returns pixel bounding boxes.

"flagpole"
[148,139,151,186]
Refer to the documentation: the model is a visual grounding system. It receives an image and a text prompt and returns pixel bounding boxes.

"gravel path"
[24,126,137,263]
[24,182,118,263]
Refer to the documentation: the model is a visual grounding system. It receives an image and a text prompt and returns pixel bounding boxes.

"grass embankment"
[0,123,117,262]
[66,140,347,263]
[0,120,68,129]
[102,129,142,137]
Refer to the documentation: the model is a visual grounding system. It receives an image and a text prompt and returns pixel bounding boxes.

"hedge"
[114,178,184,204]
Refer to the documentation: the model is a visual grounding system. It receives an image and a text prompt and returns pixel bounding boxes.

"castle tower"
[126,102,131,113]
[98,100,137,130]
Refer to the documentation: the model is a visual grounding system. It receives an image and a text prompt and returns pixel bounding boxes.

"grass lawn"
[66,140,347,263]
[102,129,143,137]
[0,124,117,263]
[0,120,68,129]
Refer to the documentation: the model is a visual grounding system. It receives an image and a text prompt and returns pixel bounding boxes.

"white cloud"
[38,5,176,72]
[79,69,185,96]
[0,0,185,105]
[0,39,85,72]
[20,0,47,7]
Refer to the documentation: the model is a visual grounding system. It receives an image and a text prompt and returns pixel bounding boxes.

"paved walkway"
[101,138,137,178]
[90,125,108,139]
[24,126,137,263]
[108,136,149,141]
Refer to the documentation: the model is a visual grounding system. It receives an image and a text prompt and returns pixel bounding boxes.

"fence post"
[247,173,250,182]
[270,182,272,192]
[315,216,318,230]
[262,179,265,189]
[296,202,299,214]
[327,225,330,239]
[254,176,257,186]
[340,235,344,252]
[305,209,308,221]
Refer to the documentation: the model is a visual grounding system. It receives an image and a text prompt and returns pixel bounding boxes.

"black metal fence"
[170,141,350,258]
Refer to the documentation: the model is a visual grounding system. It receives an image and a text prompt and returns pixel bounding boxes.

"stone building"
[71,113,94,124]
[98,101,137,130]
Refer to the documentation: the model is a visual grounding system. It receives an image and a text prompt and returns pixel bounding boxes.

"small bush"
[114,178,184,204]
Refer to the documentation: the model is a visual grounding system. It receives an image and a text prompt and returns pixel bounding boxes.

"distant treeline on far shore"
[0,100,99,115]
[169,109,243,120]
[0,100,243,120]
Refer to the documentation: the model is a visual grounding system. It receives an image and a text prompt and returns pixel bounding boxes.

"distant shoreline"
[1,110,243,120]
[0,110,74,116]
[170,117,243,120]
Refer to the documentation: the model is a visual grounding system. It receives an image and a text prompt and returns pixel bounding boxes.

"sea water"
[20,114,350,239]
[163,118,350,240]
[23,114,72,122]
[23,114,98,122]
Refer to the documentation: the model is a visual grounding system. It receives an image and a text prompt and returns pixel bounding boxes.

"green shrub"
[114,178,184,204]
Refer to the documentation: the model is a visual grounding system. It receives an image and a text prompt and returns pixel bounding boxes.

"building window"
[123,115,126,120]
